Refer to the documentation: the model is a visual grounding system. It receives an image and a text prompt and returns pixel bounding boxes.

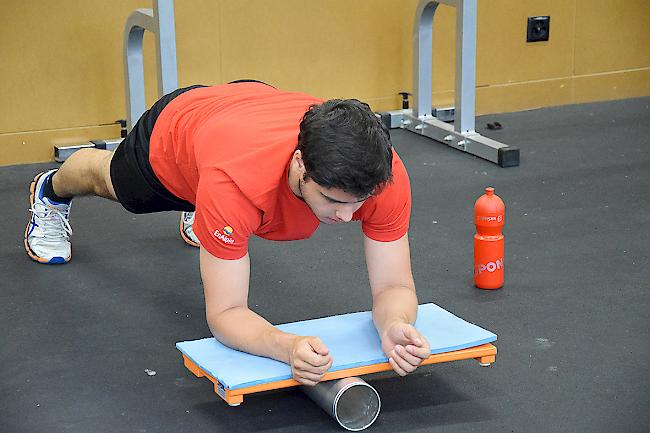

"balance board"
[176,303,497,405]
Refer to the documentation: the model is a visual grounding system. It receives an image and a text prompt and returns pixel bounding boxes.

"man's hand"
[289,336,333,386]
[381,322,430,376]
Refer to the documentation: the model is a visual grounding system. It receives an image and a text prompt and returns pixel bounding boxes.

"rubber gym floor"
[1,97,648,433]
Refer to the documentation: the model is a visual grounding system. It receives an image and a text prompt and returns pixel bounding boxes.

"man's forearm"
[372,286,418,337]
[207,306,297,363]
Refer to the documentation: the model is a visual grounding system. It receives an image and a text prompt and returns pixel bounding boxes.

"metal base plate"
[378,111,519,167]
[54,138,122,162]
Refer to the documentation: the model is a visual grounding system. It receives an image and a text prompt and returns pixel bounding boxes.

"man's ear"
[293,150,304,168]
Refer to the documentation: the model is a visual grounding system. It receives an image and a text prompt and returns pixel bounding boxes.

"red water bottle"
[474,187,505,289]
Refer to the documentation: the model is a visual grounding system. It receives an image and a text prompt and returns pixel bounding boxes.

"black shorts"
[110,80,272,214]
[110,85,204,214]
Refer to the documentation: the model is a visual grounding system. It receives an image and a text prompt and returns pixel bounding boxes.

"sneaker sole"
[24,172,72,264]
[179,214,200,248]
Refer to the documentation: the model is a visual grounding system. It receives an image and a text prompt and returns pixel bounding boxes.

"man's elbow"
[373,284,417,299]
[205,304,247,337]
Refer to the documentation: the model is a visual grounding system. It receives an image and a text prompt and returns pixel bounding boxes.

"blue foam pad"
[176,303,496,390]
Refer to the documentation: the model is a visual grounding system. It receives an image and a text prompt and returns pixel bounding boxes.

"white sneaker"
[24,170,72,264]
[179,211,200,247]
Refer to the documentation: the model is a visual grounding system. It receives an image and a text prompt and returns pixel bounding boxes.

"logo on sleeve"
[213,226,235,244]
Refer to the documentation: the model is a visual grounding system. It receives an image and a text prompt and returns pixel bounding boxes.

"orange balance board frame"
[181,343,497,406]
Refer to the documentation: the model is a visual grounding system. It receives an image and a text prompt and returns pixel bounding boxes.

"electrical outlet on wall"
[527,16,550,42]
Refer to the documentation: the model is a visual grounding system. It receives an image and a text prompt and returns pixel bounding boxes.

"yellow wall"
[1,0,649,166]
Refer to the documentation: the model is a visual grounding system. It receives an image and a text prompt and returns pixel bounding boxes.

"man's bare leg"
[51,148,117,200]
[25,148,118,264]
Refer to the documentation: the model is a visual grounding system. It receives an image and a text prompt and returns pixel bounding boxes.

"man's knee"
[97,150,118,200]
[77,149,116,200]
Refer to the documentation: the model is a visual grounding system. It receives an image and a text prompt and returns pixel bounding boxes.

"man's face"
[299,177,368,224]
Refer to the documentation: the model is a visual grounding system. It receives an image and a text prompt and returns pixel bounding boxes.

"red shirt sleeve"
[192,168,262,260]
[358,155,412,242]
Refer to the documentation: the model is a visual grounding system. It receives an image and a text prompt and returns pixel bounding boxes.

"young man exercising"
[24,81,431,385]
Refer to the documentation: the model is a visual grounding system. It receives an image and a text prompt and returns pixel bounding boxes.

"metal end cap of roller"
[332,379,381,431]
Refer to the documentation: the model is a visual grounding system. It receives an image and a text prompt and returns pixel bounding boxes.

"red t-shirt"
[149,82,411,260]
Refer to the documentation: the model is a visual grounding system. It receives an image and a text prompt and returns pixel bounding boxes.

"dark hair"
[296,99,393,198]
